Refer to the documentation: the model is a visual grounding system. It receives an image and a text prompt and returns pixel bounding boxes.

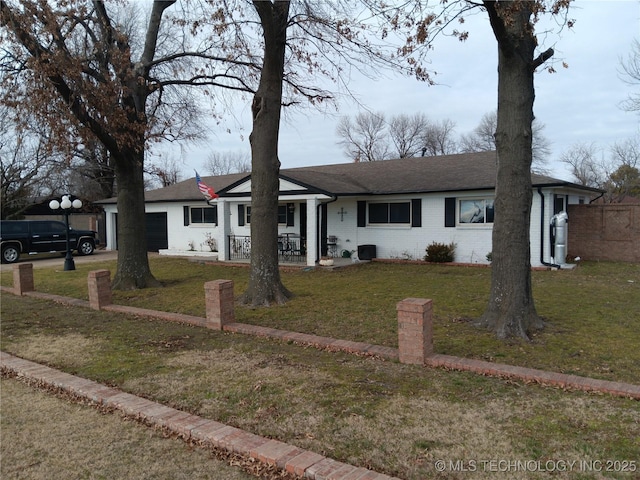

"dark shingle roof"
[96,172,248,204]
[285,151,503,195]
[97,151,599,204]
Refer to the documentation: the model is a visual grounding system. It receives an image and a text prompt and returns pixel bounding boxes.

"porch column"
[306,197,319,266]
[216,199,230,261]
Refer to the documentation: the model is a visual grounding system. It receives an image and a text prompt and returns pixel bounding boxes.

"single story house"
[98,151,602,267]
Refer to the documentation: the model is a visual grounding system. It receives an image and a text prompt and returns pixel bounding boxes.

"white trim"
[227,177,310,194]
[159,249,218,259]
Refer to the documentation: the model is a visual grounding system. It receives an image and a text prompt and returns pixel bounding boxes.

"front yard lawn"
[2,257,638,383]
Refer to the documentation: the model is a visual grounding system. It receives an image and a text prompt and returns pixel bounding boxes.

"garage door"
[113,212,168,252]
[145,213,168,251]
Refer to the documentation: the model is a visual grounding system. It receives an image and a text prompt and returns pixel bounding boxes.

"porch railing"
[229,235,252,261]
[228,235,306,263]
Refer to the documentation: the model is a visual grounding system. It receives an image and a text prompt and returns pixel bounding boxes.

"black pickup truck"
[0,220,99,264]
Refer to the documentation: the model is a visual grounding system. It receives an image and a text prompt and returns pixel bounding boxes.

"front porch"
[228,235,307,264]
[214,191,336,267]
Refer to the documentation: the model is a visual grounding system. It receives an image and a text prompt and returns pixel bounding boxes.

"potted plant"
[319,256,334,266]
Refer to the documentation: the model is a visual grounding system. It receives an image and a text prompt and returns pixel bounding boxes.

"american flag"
[195,171,218,201]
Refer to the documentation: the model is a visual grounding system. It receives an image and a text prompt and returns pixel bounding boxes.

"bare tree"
[204,151,251,176]
[470,0,564,340]
[230,0,425,305]
[620,39,640,113]
[1,121,46,219]
[388,113,430,158]
[0,106,67,218]
[561,142,607,188]
[0,0,250,289]
[421,118,458,156]
[339,111,460,159]
[459,111,499,152]
[608,137,640,201]
[610,136,639,169]
[460,111,551,172]
[147,155,183,189]
[68,141,116,201]
[336,112,390,162]
[238,0,293,306]
[563,137,640,202]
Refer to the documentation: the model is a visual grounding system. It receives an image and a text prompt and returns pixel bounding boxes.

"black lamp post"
[49,195,83,271]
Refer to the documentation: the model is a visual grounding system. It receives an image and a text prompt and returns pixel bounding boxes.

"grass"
[1,293,638,479]
[2,256,639,383]
[1,257,639,478]
[1,377,256,480]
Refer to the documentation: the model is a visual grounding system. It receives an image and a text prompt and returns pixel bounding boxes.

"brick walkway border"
[0,352,398,480]
[2,282,638,400]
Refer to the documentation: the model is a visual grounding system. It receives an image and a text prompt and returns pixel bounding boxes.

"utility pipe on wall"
[537,188,562,269]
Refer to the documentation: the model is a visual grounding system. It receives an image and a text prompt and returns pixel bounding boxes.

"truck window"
[1,222,29,234]
[48,222,67,234]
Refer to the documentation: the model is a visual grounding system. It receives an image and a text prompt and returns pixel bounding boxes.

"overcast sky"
[167,0,639,181]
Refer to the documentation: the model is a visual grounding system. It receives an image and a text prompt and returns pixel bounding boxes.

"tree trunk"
[475,1,545,340]
[239,1,292,306]
[111,144,160,290]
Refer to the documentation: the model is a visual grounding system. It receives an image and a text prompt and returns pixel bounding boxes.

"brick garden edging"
[2,264,639,478]
[3,264,639,401]
[0,352,398,480]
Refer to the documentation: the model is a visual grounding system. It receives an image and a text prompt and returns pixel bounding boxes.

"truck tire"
[77,239,95,256]
[1,244,20,264]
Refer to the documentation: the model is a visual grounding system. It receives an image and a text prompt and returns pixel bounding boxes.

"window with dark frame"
[278,205,287,224]
[244,205,289,225]
[368,202,411,224]
[190,206,218,224]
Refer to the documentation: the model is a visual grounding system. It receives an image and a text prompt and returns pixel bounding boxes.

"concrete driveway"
[0,249,118,272]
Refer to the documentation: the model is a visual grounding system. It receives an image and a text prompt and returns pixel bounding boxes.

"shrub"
[424,242,456,263]
[202,232,218,252]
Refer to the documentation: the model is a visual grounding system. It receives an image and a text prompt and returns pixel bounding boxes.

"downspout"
[537,188,562,269]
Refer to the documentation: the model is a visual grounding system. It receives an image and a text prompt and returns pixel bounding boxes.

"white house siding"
[326,193,496,264]
[101,186,588,268]
[102,202,221,253]
[423,192,494,264]
[324,199,358,258]
[177,203,220,252]
[324,190,578,267]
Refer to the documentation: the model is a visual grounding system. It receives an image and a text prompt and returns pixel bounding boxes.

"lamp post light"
[49,195,83,271]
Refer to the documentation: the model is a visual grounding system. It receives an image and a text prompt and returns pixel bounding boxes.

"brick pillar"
[205,280,235,330]
[13,263,34,296]
[397,298,433,365]
[88,270,112,310]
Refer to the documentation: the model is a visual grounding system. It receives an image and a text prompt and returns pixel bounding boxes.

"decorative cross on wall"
[337,207,348,221]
